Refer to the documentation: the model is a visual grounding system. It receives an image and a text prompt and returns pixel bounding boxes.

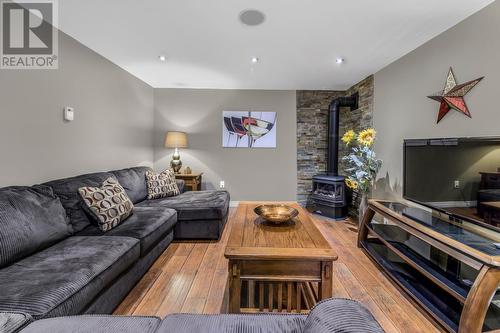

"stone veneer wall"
[297,75,374,205]
[297,90,344,204]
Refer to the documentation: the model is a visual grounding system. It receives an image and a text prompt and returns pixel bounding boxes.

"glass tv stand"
[358,200,500,333]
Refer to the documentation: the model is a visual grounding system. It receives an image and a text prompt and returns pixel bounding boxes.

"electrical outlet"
[454,180,460,189]
[219,180,225,189]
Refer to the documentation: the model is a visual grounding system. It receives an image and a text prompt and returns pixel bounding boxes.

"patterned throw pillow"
[78,177,134,231]
[146,169,180,199]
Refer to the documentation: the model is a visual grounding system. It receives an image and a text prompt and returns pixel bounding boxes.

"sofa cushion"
[110,167,151,204]
[20,315,160,333]
[303,298,385,333]
[0,236,140,319]
[0,185,72,268]
[138,190,229,221]
[44,172,115,232]
[146,169,180,199]
[77,207,177,256]
[157,313,305,333]
[79,177,134,232]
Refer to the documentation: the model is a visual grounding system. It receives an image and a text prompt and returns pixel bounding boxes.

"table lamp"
[165,131,188,173]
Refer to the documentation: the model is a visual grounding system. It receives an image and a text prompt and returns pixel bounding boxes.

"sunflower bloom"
[342,130,356,145]
[357,128,376,146]
[345,178,359,190]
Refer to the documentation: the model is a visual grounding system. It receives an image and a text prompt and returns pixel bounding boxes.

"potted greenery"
[341,128,382,223]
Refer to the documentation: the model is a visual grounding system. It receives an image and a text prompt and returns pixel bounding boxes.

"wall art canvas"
[222,111,277,148]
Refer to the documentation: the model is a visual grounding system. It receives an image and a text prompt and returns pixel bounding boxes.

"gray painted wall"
[153,89,297,201]
[373,0,500,200]
[0,31,155,186]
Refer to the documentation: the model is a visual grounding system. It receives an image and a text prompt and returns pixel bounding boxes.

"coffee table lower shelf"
[227,259,333,314]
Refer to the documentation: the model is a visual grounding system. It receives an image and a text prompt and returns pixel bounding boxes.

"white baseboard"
[427,200,477,208]
[229,201,240,207]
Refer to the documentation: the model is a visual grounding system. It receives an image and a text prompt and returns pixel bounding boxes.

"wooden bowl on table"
[254,204,299,224]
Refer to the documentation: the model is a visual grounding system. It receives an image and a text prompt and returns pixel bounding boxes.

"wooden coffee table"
[224,202,337,313]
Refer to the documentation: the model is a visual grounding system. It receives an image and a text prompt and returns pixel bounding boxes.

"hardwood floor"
[114,208,443,333]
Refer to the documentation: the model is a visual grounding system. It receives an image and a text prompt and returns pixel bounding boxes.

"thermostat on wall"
[64,107,74,121]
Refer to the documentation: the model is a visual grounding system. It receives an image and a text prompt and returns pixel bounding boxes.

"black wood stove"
[308,93,359,220]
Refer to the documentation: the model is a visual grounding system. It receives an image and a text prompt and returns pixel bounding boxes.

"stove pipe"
[327,93,359,175]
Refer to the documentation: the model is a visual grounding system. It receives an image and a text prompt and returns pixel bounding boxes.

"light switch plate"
[64,107,74,121]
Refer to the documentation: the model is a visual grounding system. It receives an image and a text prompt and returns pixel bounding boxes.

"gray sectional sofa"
[2,298,385,333]
[0,166,386,333]
[0,166,229,320]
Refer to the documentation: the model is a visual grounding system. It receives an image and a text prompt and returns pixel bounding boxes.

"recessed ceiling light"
[251,57,259,63]
[239,9,265,26]
[159,55,166,62]
[336,58,345,64]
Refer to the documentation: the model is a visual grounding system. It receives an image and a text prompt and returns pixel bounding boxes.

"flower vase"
[358,193,369,226]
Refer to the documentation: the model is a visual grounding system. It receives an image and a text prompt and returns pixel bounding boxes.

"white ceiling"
[59,0,494,90]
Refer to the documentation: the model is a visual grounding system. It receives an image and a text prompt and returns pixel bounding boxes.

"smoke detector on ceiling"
[239,9,265,26]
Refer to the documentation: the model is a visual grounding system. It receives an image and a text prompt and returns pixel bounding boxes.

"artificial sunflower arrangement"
[357,128,376,146]
[341,130,356,145]
[341,127,382,201]
[344,178,359,191]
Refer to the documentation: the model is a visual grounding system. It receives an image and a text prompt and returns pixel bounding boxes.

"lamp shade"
[165,131,188,148]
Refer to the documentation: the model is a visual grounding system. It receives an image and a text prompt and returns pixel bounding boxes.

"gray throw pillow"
[0,185,72,268]
[146,169,180,199]
[78,177,134,232]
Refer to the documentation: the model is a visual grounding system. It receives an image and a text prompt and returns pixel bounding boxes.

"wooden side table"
[175,172,203,191]
[482,201,500,227]
[480,172,500,190]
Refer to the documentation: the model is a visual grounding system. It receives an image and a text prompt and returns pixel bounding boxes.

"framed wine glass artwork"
[222,111,277,148]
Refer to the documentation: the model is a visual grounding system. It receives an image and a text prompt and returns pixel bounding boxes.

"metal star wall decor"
[427,67,484,123]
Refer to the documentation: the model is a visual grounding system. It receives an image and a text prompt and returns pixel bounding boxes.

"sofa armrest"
[0,312,32,333]
[303,298,385,332]
[176,179,185,193]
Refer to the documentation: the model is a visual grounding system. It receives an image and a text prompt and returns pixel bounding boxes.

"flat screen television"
[403,136,500,227]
